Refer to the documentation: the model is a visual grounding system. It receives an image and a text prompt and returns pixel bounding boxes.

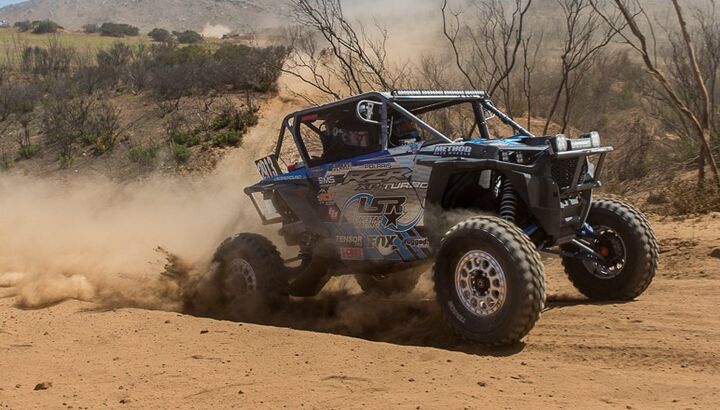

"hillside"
[0,0,289,32]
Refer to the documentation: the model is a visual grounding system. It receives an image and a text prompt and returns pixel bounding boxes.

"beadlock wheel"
[225,258,258,295]
[454,250,507,316]
[581,226,627,280]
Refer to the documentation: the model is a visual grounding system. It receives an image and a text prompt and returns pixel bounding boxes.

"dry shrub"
[664,182,720,214]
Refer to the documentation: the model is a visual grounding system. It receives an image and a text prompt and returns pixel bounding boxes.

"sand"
[1,214,719,409]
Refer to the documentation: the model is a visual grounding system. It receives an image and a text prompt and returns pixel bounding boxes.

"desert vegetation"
[0,0,718,212]
[0,29,288,171]
[280,0,720,212]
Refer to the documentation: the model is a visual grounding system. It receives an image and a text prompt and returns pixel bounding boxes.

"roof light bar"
[391,89,487,98]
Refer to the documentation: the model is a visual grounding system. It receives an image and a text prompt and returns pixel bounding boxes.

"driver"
[391,119,421,146]
[320,117,374,161]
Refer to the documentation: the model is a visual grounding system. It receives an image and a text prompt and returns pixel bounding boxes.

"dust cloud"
[201,23,231,38]
[0,167,259,310]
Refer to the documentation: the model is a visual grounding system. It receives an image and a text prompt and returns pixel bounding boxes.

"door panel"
[309,146,432,262]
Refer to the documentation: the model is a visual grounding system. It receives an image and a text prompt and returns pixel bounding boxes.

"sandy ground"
[1,214,719,409]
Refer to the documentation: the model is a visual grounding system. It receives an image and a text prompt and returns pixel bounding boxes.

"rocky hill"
[0,0,288,32]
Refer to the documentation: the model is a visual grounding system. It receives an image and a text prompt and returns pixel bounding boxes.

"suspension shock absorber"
[499,178,518,223]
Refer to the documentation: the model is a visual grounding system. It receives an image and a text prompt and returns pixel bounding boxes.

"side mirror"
[356,100,382,124]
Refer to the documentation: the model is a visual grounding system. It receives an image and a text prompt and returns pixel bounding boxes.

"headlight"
[569,138,593,150]
[578,131,601,148]
[552,135,569,152]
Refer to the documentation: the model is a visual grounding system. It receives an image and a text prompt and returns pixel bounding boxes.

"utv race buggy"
[211,90,659,346]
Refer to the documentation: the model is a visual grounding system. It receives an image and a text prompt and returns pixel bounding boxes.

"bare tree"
[282,0,410,101]
[543,0,620,135]
[521,31,543,130]
[593,0,720,186]
[441,0,531,112]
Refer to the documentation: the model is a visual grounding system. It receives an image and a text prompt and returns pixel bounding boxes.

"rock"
[200,330,209,334]
[119,399,131,404]
[34,382,52,391]
[477,381,487,387]
[709,248,720,259]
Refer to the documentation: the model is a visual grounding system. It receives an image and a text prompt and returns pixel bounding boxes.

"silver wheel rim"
[582,226,627,279]
[454,250,507,317]
[226,258,257,295]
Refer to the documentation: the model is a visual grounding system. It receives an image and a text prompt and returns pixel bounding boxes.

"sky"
[0,0,25,8]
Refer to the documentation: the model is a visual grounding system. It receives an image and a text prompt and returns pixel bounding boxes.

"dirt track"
[1,214,719,409]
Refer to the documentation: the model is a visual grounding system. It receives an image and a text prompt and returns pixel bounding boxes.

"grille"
[551,158,587,190]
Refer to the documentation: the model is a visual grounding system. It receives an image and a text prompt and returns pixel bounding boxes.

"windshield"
[400,100,530,142]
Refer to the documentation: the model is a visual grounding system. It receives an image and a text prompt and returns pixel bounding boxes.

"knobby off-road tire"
[355,268,423,296]
[212,233,289,311]
[434,216,546,346]
[562,199,658,300]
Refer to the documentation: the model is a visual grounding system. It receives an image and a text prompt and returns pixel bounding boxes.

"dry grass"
[0,28,147,64]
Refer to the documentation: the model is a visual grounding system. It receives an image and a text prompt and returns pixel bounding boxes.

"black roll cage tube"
[272,92,535,167]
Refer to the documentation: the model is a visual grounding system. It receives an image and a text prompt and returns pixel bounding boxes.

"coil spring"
[499,179,518,223]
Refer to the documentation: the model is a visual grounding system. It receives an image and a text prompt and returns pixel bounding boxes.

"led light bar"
[391,89,488,98]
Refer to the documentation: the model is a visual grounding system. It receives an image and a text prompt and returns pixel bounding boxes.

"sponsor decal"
[333,162,352,171]
[273,174,305,181]
[368,235,396,249]
[384,181,428,190]
[317,191,335,205]
[358,196,406,227]
[363,162,392,169]
[336,235,363,247]
[433,145,473,157]
[340,194,421,232]
[319,175,336,185]
[346,169,411,184]
[404,237,430,248]
[340,247,364,261]
[328,205,340,221]
[345,169,414,190]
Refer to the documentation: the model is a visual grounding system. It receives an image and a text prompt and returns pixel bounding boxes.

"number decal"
[255,156,281,179]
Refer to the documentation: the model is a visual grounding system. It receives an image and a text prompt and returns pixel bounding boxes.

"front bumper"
[516,146,612,244]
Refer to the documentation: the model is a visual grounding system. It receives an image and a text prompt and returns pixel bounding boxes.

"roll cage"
[273,90,535,167]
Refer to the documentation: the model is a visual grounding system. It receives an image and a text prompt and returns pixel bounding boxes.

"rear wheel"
[563,199,658,300]
[434,216,545,346]
[355,268,423,296]
[212,233,289,311]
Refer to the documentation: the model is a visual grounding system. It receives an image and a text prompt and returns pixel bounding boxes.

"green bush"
[128,144,159,166]
[32,20,59,34]
[82,24,100,34]
[148,28,172,42]
[213,130,242,147]
[58,152,75,169]
[170,129,201,147]
[14,20,32,32]
[100,22,140,38]
[17,143,41,159]
[210,111,233,131]
[1,154,14,171]
[173,30,203,44]
[172,144,191,163]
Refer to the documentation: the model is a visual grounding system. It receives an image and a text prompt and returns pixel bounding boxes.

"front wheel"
[562,199,658,300]
[434,216,546,346]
